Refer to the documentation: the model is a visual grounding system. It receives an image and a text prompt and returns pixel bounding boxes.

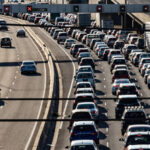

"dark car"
[0,19,8,30]
[70,121,99,144]
[90,38,102,50]
[116,83,139,96]
[1,37,12,48]
[69,110,93,128]
[110,58,126,73]
[121,108,147,135]
[17,29,26,37]
[112,69,130,83]
[79,57,95,70]
[115,95,141,119]
[135,38,144,49]
[70,44,85,57]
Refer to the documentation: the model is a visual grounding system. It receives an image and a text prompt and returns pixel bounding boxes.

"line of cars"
[0,18,37,75]
[14,12,150,149]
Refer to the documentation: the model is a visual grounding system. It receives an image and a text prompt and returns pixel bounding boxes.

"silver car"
[21,60,36,74]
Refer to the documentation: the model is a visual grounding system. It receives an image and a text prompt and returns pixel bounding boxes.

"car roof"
[71,140,95,146]
[22,60,35,63]
[127,132,150,136]
[73,121,95,126]
[119,83,136,87]
[77,102,95,105]
[75,93,94,97]
[76,82,91,85]
[114,68,128,71]
[72,109,91,114]
[118,95,137,99]
[127,145,150,149]
[78,65,92,69]
[77,88,93,91]
[115,64,127,67]
[81,57,94,60]
[128,124,150,129]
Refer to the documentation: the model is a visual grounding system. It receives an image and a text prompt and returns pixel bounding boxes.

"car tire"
[148,84,150,89]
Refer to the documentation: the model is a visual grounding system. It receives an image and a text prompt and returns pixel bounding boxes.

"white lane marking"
[105,102,107,106]
[141,93,143,96]
[107,142,109,147]
[104,78,105,80]
[104,85,106,88]
[17,57,20,60]
[14,76,17,79]
[103,72,105,73]
[24,31,47,150]
[9,89,12,92]
[16,71,18,73]
[12,82,15,85]
[39,28,76,129]
[106,128,108,133]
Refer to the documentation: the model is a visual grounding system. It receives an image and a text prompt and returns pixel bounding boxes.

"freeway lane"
[28,27,150,150]
[0,17,49,150]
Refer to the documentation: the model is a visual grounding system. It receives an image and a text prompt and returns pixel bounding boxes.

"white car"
[76,66,94,76]
[75,72,95,90]
[69,140,98,150]
[21,60,36,74]
[125,124,150,138]
[127,145,150,150]
[75,102,99,119]
[64,39,75,48]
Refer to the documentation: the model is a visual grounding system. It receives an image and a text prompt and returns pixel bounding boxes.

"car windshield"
[71,145,95,150]
[129,127,150,132]
[128,46,137,50]
[77,104,95,109]
[79,68,92,72]
[143,59,150,63]
[120,86,136,94]
[111,51,121,55]
[77,73,93,79]
[67,40,75,42]
[125,112,146,118]
[80,53,91,57]
[126,135,150,146]
[119,98,138,104]
[114,59,125,64]
[115,71,128,76]
[115,80,130,84]
[82,59,93,64]
[75,45,84,48]
[73,125,95,132]
[72,113,91,119]
[23,62,34,65]
[77,90,93,94]
[77,84,91,88]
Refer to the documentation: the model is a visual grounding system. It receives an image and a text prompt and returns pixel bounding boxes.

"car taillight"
[73,101,75,104]
[92,110,98,114]
[114,85,118,87]
[91,132,98,135]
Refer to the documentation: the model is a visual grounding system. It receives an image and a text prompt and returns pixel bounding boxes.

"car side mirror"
[119,138,124,141]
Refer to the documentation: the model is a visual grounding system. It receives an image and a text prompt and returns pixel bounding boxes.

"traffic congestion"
[1,11,150,150]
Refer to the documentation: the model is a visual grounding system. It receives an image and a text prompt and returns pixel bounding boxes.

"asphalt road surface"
[0,16,49,150]
[19,22,150,149]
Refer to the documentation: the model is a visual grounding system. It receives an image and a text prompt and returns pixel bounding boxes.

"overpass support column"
[96,13,113,27]
[121,14,132,29]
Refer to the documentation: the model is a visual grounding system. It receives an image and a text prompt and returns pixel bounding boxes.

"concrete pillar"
[96,13,112,27]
